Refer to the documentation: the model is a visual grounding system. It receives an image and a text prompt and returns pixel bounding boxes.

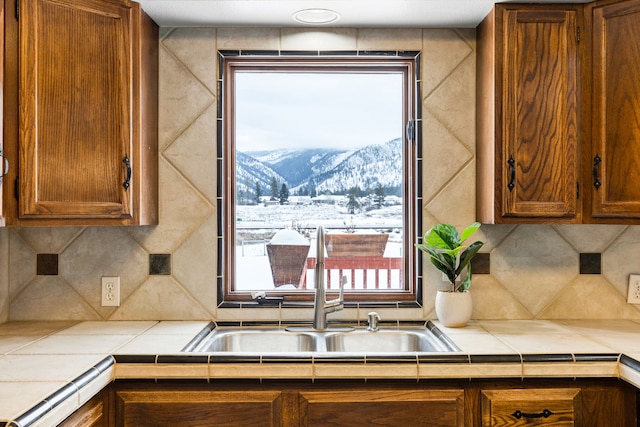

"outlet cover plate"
[101,276,121,307]
[627,274,640,304]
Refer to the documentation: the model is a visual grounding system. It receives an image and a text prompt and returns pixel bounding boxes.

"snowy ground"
[235,202,404,291]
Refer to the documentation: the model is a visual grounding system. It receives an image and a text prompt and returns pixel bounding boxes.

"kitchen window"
[218,51,422,305]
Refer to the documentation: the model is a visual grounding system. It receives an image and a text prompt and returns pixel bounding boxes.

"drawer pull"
[593,154,602,189]
[512,409,553,419]
[123,155,132,190]
[507,155,515,191]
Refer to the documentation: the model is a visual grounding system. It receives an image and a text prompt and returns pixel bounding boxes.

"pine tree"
[270,177,279,201]
[375,183,385,208]
[346,186,361,214]
[279,183,289,205]
[254,181,262,204]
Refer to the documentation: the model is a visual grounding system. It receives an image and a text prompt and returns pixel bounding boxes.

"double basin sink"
[191,326,458,354]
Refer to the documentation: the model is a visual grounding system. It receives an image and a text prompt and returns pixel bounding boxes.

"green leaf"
[424,224,459,250]
[457,268,472,292]
[455,240,484,277]
[460,222,481,243]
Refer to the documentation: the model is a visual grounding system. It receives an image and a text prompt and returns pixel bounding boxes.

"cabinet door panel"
[589,0,640,219]
[19,0,132,218]
[502,9,579,219]
[115,390,283,427]
[299,389,464,427]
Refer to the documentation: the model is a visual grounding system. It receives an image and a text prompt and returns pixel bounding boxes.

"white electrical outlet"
[627,274,640,304]
[101,277,120,307]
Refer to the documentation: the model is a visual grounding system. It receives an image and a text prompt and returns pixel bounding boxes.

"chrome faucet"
[313,225,346,330]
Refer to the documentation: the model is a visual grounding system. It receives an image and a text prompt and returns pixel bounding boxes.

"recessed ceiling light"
[293,8,340,25]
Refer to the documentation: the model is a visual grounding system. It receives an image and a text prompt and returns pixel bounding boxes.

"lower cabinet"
[479,381,636,427]
[92,379,635,427]
[298,388,465,427]
[58,390,109,427]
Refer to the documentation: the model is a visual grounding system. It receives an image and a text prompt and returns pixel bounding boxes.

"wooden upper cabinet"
[585,0,640,222]
[477,5,581,223]
[0,1,4,226]
[4,0,158,225]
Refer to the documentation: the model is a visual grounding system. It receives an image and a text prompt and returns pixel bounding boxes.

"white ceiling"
[137,0,588,28]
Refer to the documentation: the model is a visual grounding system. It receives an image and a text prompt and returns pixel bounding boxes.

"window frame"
[217,50,422,306]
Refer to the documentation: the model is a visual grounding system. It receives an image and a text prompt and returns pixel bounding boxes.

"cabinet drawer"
[481,388,580,426]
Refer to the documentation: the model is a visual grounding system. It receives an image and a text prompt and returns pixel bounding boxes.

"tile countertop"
[3,320,640,426]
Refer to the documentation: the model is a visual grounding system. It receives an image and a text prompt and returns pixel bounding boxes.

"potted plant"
[415,222,484,327]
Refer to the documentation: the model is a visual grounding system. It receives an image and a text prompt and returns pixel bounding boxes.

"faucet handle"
[367,312,381,331]
[338,275,347,302]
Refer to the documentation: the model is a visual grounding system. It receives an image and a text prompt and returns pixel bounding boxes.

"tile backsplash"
[1,27,639,323]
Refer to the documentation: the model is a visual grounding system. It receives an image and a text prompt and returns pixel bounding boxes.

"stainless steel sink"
[190,326,458,354]
[324,330,452,353]
[194,329,318,353]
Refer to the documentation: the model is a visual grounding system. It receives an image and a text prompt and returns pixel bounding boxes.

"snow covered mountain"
[237,138,402,201]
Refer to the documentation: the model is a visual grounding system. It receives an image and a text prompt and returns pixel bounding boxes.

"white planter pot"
[435,290,472,328]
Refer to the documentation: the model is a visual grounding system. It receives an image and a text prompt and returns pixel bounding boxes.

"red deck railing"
[301,257,403,290]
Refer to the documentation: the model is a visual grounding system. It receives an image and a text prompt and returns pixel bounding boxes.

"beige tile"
[15,227,84,254]
[110,276,211,321]
[357,28,422,50]
[162,27,217,92]
[471,276,533,320]
[422,29,474,96]
[587,334,640,353]
[14,334,135,355]
[8,231,36,300]
[558,319,640,334]
[495,334,614,354]
[619,362,640,389]
[143,321,210,336]
[491,226,578,316]
[172,215,217,316]
[32,389,80,427]
[151,363,209,379]
[0,336,43,355]
[603,226,640,296]
[164,104,217,203]
[10,277,100,321]
[0,381,66,422]
[113,334,195,354]
[538,276,640,320]
[424,162,476,226]
[553,224,627,253]
[0,229,8,323]
[522,362,618,378]
[157,45,215,151]
[0,354,105,381]
[477,320,574,335]
[421,362,522,379]
[447,334,517,354]
[423,54,476,151]
[59,321,156,335]
[217,28,280,50]
[421,110,473,202]
[0,321,76,336]
[60,227,149,318]
[281,28,357,50]
[77,367,114,406]
[127,158,214,254]
[209,363,314,379]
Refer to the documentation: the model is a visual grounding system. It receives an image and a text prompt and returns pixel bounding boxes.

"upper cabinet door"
[587,0,640,221]
[502,9,580,220]
[477,6,580,223]
[19,0,132,219]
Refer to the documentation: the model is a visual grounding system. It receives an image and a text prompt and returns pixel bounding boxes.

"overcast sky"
[235,72,403,152]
